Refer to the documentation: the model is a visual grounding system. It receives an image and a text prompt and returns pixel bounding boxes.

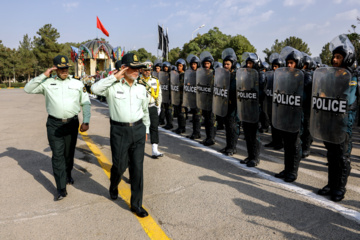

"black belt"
[48,115,78,123]
[110,119,142,127]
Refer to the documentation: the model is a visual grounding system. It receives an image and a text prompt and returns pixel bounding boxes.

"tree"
[263,37,311,62]
[319,43,332,66]
[168,47,181,64]
[180,27,255,64]
[347,24,360,66]
[129,48,156,63]
[18,34,36,82]
[33,24,62,72]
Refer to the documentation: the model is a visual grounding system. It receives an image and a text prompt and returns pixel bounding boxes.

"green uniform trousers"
[46,115,79,190]
[109,120,146,208]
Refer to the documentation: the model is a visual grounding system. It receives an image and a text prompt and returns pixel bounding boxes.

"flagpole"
[162,24,164,61]
[166,27,169,61]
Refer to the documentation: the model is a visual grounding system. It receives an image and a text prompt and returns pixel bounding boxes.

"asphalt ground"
[1,89,360,239]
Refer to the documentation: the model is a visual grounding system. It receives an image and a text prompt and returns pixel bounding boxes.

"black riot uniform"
[160,62,174,130]
[186,55,202,139]
[200,55,217,146]
[172,59,187,134]
[316,35,358,202]
[300,55,314,158]
[264,54,284,150]
[240,53,266,167]
[219,50,240,156]
[274,47,307,182]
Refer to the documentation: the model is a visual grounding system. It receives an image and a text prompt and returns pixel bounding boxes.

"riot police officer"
[184,54,202,139]
[197,51,217,146]
[313,35,358,202]
[264,53,284,150]
[159,61,173,128]
[238,53,266,167]
[301,53,314,158]
[172,59,187,134]
[218,48,239,156]
[274,46,305,182]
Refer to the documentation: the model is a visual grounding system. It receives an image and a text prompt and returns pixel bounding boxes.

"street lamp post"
[192,24,205,40]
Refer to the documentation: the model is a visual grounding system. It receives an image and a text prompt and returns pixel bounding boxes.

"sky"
[1,0,359,61]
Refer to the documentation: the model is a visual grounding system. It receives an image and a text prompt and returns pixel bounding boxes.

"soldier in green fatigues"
[24,55,91,200]
[91,53,150,218]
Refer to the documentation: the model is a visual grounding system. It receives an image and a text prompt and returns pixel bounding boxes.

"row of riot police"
[152,34,358,202]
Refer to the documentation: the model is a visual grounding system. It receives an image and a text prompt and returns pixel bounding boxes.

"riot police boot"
[219,147,228,153]
[159,120,165,125]
[273,143,284,150]
[240,158,250,164]
[188,133,201,140]
[318,185,332,196]
[67,176,74,185]
[331,190,345,202]
[284,173,297,182]
[109,186,118,200]
[163,124,173,130]
[265,141,276,148]
[275,170,286,178]
[225,148,237,156]
[173,127,185,134]
[246,159,259,167]
[302,150,310,158]
[203,138,215,146]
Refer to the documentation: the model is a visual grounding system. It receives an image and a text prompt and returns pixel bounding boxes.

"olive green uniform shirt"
[24,73,91,123]
[91,75,150,133]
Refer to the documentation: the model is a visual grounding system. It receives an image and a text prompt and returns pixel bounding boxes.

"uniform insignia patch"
[349,81,357,86]
[134,55,138,62]
[61,57,66,63]
[83,87,87,93]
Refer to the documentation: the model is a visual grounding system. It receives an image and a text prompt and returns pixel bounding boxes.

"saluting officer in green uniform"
[91,53,150,218]
[24,55,91,200]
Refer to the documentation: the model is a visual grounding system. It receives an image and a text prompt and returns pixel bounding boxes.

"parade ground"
[1,89,360,239]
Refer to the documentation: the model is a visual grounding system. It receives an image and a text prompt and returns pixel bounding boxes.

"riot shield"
[159,71,170,104]
[272,68,304,133]
[264,71,274,116]
[236,68,259,123]
[170,71,181,106]
[196,68,213,111]
[183,69,197,109]
[152,71,159,79]
[212,68,230,117]
[310,67,351,144]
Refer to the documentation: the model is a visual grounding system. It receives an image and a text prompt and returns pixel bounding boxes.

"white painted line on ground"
[159,127,360,225]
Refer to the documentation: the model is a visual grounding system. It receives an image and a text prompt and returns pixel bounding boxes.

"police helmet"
[175,58,187,71]
[171,65,177,71]
[222,48,237,69]
[186,54,200,69]
[200,51,214,68]
[260,61,271,71]
[153,59,162,70]
[330,34,356,68]
[245,53,261,69]
[162,61,171,72]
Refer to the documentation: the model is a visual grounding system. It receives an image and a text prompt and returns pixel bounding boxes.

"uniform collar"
[120,78,137,86]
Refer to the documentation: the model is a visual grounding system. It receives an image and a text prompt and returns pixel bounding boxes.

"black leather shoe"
[240,158,250,164]
[163,125,173,130]
[331,190,345,202]
[284,173,297,182]
[264,142,275,147]
[57,188,67,200]
[225,149,237,156]
[318,185,332,196]
[67,176,74,185]
[302,150,310,158]
[109,187,118,200]
[131,206,149,218]
[275,170,286,178]
[246,159,259,167]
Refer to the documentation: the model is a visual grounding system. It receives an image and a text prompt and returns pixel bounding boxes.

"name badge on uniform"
[115,91,125,99]
[151,82,157,86]
[49,83,58,89]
